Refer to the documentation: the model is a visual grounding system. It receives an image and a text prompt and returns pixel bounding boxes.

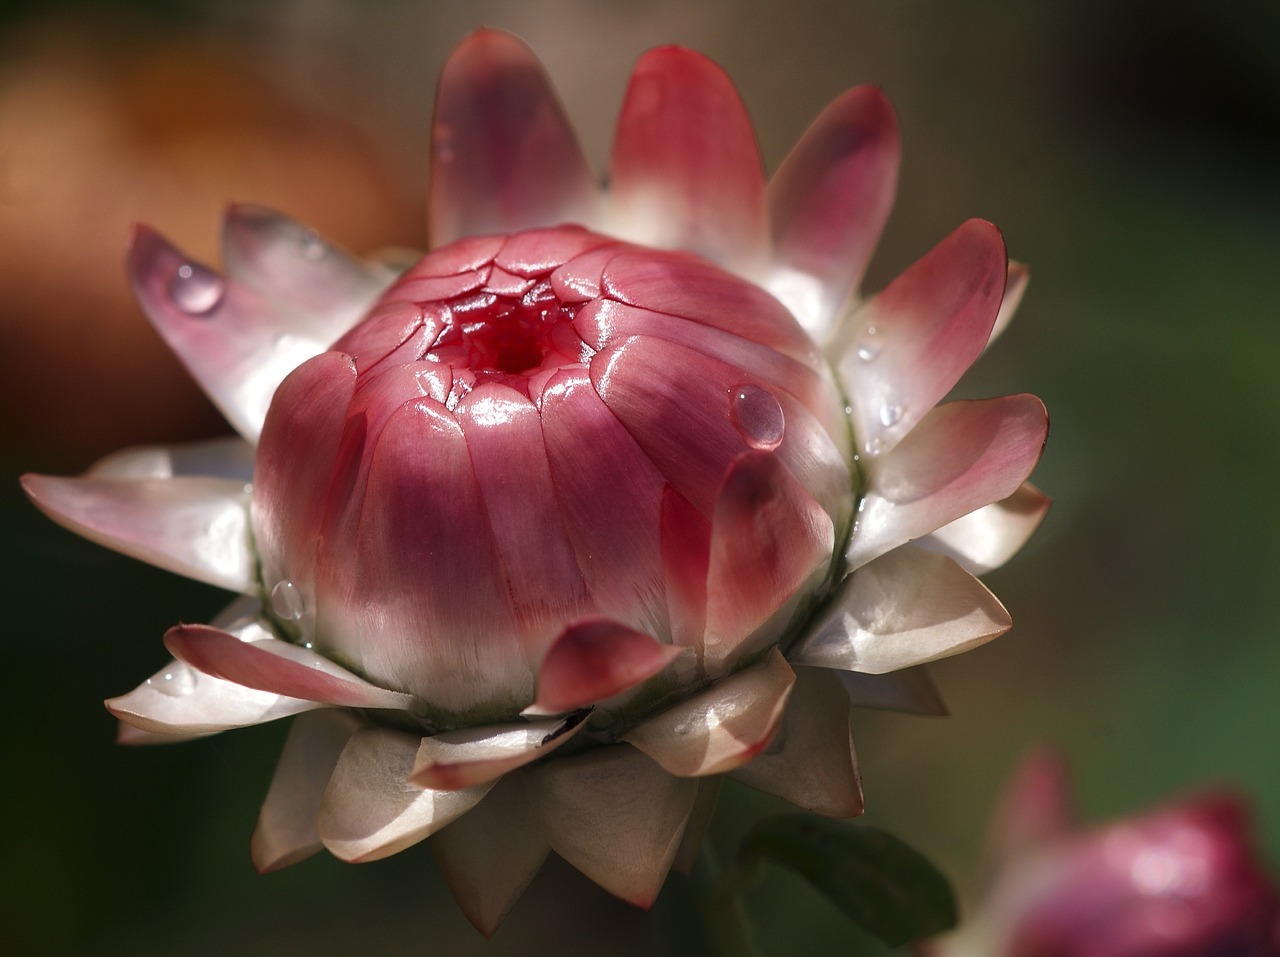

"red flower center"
[428,284,583,378]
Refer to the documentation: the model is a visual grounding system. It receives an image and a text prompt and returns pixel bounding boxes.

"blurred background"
[3,0,1278,953]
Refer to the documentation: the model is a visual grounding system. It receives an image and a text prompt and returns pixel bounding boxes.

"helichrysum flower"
[924,753,1280,956]
[22,30,1048,933]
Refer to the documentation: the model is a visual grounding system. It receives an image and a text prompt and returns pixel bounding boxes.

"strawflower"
[22,30,1048,933]
[923,752,1280,956]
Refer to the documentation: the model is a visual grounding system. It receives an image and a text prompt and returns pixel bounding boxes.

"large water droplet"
[270,579,305,621]
[300,229,327,262]
[730,384,785,450]
[147,665,198,697]
[879,399,903,428]
[168,262,225,315]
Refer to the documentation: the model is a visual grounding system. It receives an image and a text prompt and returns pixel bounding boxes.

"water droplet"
[863,436,885,456]
[729,384,785,451]
[855,324,882,362]
[168,262,224,315]
[270,580,305,621]
[300,229,326,262]
[879,400,903,428]
[147,665,198,697]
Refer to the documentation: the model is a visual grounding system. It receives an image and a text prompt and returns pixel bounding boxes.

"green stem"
[688,841,766,957]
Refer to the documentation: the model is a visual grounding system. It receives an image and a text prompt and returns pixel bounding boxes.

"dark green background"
[4,0,1278,953]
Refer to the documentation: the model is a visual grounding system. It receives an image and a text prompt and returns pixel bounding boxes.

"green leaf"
[735,814,957,946]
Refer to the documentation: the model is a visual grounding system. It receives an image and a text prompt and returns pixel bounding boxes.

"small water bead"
[300,229,327,262]
[270,579,305,621]
[863,436,885,456]
[855,324,882,363]
[729,384,785,451]
[879,399,903,428]
[168,262,225,315]
[147,665,198,698]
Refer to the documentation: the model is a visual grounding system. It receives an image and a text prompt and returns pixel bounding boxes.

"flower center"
[429,287,583,378]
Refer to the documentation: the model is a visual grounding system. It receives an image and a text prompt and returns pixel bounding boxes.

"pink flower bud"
[22,28,1049,933]
[929,754,1280,957]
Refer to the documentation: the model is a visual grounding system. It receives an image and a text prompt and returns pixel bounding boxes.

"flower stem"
[686,841,766,957]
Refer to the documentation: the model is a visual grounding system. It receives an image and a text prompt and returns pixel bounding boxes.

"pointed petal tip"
[533,620,685,714]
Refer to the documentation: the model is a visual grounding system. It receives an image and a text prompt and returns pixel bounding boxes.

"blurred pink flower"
[22,30,1047,932]
[925,753,1280,957]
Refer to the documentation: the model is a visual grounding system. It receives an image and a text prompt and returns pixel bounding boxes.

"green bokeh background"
[3,0,1278,953]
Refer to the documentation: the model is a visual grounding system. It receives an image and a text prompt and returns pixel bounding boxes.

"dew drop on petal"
[147,665,198,698]
[863,436,885,456]
[168,262,225,315]
[879,399,903,428]
[730,384,785,451]
[270,580,305,621]
[855,324,881,363]
[300,229,327,262]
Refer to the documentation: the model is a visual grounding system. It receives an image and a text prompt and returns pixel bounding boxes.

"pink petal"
[766,85,900,338]
[600,249,817,361]
[623,647,796,776]
[318,726,494,862]
[323,396,525,714]
[457,384,588,656]
[836,219,1008,458]
[608,46,767,270]
[794,547,1011,674]
[847,394,1048,570]
[494,226,609,277]
[107,658,319,737]
[661,486,710,649]
[538,369,669,635]
[87,437,254,482]
[251,710,363,872]
[730,667,863,817]
[21,472,252,592]
[549,243,626,302]
[591,336,845,520]
[430,775,550,937]
[219,204,391,315]
[988,260,1029,347]
[127,226,372,442]
[574,298,845,441]
[410,234,506,277]
[917,481,1051,574]
[252,352,357,613]
[532,620,684,714]
[163,624,416,710]
[531,745,698,907]
[429,29,598,246]
[410,714,586,790]
[835,666,948,716]
[704,452,834,661]
[983,749,1075,869]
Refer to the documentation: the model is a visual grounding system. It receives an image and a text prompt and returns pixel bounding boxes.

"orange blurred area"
[0,14,426,463]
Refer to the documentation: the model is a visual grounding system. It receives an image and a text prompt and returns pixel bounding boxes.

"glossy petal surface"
[836,219,1007,458]
[609,47,766,269]
[251,710,363,872]
[532,620,684,714]
[767,85,899,338]
[918,482,1051,574]
[533,745,698,907]
[410,715,586,790]
[22,472,252,593]
[624,648,796,776]
[430,30,596,245]
[795,547,1011,674]
[319,727,494,862]
[848,394,1048,569]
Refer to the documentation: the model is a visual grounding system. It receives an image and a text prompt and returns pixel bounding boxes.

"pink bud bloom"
[927,753,1280,957]
[22,29,1048,933]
